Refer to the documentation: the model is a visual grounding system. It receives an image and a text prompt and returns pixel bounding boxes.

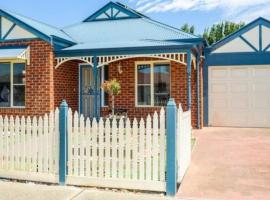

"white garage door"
[209,66,270,128]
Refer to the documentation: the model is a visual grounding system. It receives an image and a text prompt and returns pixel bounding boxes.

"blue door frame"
[79,64,100,119]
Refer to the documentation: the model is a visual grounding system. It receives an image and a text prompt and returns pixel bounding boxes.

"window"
[101,65,109,107]
[0,62,26,107]
[136,62,170,107]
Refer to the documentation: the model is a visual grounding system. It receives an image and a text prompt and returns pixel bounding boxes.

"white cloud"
[133,0,270,21]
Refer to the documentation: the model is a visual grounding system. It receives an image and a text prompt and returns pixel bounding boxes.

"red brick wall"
[100,57,202,128]
[54,60,79,111]
[0,39,54,117]
[0,40,203,128]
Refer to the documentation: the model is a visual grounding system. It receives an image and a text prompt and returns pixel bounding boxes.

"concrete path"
[0,179,182,200]
[177,127,270,200]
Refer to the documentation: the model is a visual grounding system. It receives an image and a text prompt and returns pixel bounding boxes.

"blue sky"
[0,0,269,34]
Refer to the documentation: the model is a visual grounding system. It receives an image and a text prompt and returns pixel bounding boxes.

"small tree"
[101,79,121,116]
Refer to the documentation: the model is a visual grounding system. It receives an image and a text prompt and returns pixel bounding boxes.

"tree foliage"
[180,21,245,45]
[181,23,195,34]
[203,21,245,45]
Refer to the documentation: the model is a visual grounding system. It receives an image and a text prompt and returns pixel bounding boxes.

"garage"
[209,66,270,127]
[205,17,270,128]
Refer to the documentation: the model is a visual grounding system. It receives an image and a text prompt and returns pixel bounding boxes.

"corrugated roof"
[0,2,202,51]
[62,17,199,50]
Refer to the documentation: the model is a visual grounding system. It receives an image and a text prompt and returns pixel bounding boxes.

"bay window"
[0,62,26,107]
[136,61,170,107]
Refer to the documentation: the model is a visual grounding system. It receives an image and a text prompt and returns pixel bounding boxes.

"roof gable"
[211,17,270,53]
[0,9,75,49]
[83,2,144,22]
[0,16,37,41]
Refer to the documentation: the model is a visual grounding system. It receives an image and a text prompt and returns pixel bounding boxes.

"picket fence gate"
[0,109,59,183]
[0,99,192,195]
[66,108,166,192]
[177,106,192,182]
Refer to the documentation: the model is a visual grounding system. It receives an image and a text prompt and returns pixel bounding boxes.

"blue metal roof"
[0,2,203,52]
[62,17,200,50]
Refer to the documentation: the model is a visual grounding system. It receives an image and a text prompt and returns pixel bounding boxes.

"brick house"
[0,2,204,128]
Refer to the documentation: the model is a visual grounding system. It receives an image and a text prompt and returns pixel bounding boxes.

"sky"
[0,0,270,34]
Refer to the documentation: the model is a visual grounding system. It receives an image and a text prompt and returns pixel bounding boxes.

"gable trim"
[263,43,270,51]
[210,18,270,52]
[259,24,262,51]
[2,23,16,40]
[0,9,51,43]
[239,35,258,52]
[83,1,142,22]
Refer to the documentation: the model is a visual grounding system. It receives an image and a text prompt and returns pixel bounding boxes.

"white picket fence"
[0,110,59,183]
[66,108,166,192]
[0,104,192,192]
[177,105,192,183]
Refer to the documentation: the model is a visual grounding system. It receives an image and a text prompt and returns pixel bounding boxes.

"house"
[0,1,204,128]
[0,1,269,129]
[205,17,270,128]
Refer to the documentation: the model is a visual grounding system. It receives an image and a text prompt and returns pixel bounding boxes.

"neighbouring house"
[0,1,204,128]
[0,1,269,129]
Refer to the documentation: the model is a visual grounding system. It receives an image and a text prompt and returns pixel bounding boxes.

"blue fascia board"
[167,38,205,44]
[83,1,141,22]
[206,52,270,66]
[0,37,41,43]
[0,45,28,49]
[210,17,270,52]
[54,45,196,57]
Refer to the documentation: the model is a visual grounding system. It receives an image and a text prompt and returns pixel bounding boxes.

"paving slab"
[0,180,82,200]
[177,127,270,200]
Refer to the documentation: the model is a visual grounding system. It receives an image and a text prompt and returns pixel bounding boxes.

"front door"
[80,66,97,118]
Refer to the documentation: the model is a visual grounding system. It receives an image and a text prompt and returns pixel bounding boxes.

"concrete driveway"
[177,127,270,200]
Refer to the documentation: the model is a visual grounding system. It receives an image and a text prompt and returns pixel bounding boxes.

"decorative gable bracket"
[83,2,143,22]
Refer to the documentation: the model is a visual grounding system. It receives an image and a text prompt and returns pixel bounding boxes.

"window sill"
[135,105,165,108]
[0,107,26,109]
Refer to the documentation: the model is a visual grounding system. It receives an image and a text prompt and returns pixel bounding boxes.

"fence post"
[59,100,68,185]
[166,98,177,196]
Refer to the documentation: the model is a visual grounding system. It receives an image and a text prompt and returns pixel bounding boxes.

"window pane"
[13,63,26,84]
[13,85,25,107]
[137,64,150,84]
[137,86,151,106]
[0,63,11,107]
[154,64,170,106]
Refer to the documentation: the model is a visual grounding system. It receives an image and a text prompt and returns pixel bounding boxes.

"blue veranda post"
[166,98,177,196]
[59,100,68,185]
